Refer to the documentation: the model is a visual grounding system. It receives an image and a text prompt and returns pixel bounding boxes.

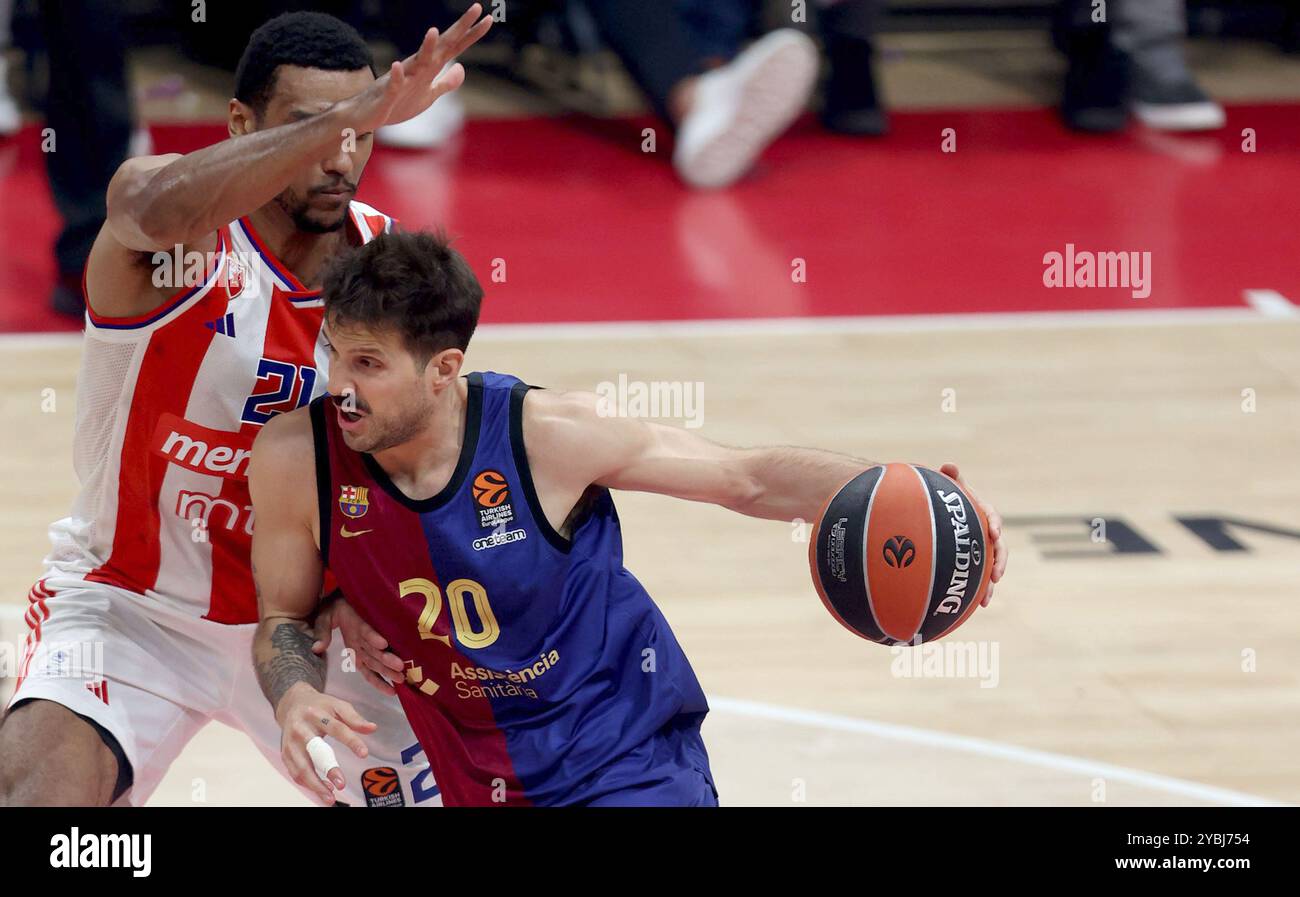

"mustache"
[312,179,357,195]
[332,394,370,414]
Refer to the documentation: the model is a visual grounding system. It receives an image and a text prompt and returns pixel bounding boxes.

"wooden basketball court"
[3,311,1295,805]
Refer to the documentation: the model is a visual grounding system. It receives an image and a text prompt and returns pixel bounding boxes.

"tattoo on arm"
[256,620,326,711]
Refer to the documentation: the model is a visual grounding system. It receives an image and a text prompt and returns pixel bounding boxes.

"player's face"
[241,66,378,234]
[323,321,436,454]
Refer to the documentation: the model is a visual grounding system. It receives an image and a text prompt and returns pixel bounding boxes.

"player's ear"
[229,99,256,138]
[426,348,464,390]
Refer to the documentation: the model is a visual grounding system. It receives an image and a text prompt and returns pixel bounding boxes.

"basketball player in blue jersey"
[248,230,1008,806]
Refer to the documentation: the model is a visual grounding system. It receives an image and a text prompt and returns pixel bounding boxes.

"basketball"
[810,463,992,645]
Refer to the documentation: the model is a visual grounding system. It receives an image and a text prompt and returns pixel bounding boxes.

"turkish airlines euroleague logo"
[361,767,405,808]
[472,469,515,529]
[472,470,510,508]
[883,536,916,568]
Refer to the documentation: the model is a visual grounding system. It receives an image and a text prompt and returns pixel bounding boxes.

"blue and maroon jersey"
[310,371,713,806]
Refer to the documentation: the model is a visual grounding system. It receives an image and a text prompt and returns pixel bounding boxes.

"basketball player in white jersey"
[0,7,493,806]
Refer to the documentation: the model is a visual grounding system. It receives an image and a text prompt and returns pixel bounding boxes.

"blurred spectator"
[39,0,135,316]
[1054,0,1129,131]
[673,0,886,134]
[1114,0,1224,130]
[816,0,886,135]
[336,1,820,191]
[0,0,18,135]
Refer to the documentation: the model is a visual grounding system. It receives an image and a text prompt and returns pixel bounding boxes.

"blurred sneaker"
[378,91,465,149]
[129,125,154,157]
[0,57,21,136]
[1061,34,1128,133]
[673,29,818,189]
[821,36,888,136]
[1130,76,1225,131]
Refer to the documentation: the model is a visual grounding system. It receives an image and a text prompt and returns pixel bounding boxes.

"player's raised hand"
[276,683,377,805]
[939,463,1006,607]
[346,4,492,133]
[313,596,407,695]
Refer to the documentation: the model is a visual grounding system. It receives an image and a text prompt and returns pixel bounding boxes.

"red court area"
[0,103,1297,334]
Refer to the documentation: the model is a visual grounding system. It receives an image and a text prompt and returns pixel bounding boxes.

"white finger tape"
[306,736,340,779]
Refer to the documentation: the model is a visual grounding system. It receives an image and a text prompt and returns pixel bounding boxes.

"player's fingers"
[410,26,438,71]
[341,614,389,652]
[360,665,398,696]
[449,14,493,58]
[431,63,466,99]
[440,4,481,47]
[986,507,1003,539]
[312,608,335,654]
[385,59,405,95]
[333,700,378,735]
[290,732,336,803]
[361,645,405,675]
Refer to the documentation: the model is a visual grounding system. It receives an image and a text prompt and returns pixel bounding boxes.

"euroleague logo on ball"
[882,535,916,568]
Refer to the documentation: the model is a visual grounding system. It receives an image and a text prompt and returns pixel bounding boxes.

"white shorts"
[5,572,440,807]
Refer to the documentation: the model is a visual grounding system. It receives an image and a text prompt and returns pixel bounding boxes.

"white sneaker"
[129,125,153,157]
[0,57,21,136]
[672,29,818,190]
[1130,77,1225,132]
[378,91,465,149]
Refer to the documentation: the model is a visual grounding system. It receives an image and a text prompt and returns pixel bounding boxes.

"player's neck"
[246,205,351,290]
[370,377,469,501]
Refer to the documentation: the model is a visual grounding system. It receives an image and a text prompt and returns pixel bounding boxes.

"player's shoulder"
[520,385,600,422]
[516,386,610,457]
[252,405,315,463]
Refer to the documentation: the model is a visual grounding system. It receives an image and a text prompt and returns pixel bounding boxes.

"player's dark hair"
[322,230,484,366]
[234,12,375,116]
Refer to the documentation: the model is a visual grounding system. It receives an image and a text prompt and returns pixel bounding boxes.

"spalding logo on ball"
[810,463,991,645]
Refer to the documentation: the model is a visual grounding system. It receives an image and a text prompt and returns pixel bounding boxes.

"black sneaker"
[820,35,889,137]
[1130,74,1225,131]
[1060,33,1129,133]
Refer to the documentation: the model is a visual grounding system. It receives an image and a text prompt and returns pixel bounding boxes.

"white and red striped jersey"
[46,201,395,623]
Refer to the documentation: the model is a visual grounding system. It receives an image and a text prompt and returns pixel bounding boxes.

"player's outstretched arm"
[527,389,875,522]
[526,390,1006,594]
[104,5,491,255]
[248,409,375,803]
[87,6,492,320]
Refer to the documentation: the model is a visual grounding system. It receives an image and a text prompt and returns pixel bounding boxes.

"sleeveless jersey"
[312,372,712,806]
[48,201,394,623]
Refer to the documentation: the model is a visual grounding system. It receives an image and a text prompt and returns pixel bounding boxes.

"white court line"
[0,305,1290,351]
[1243,289,1299,318]
[709,695,1288,807]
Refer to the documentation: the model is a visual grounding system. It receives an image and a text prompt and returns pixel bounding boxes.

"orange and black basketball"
[361,766,400,798]
[472,470,509,508]
[810,463,992,645]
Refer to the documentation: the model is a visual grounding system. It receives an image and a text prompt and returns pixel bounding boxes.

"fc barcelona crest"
[339,485,370,519]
